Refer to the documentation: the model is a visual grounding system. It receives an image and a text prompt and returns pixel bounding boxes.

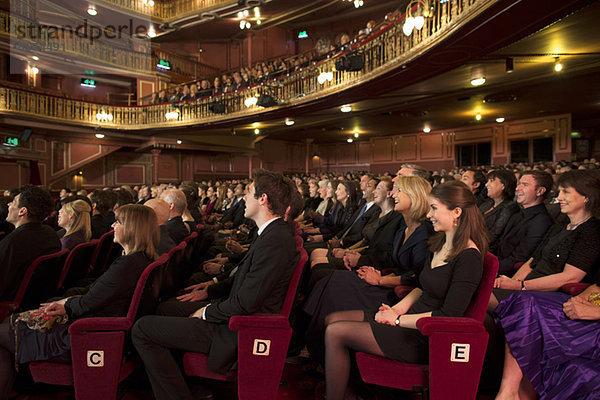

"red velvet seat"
[0,249,70,321]
[29,254,169,400]
[88,230,116,276]
[355,252,499,400]
[160,241,187,300]
[562,282,591,295]
[183,231,199,264]
[182,242,309,400]
[58,239,99,291]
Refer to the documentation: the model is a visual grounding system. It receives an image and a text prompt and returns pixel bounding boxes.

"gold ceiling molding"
[94,0,235,22]
[0,0,494,130]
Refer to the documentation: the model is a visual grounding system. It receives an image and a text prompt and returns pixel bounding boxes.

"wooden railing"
[0,0,488,130]
[95,0,232,21]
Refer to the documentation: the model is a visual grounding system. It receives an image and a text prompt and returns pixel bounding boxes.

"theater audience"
[132,170,299,399]
[57,199,92,250]
[145,198,177,255]
[89,190,113,239]
[461,169,488,206]
[162,188,189,244]
[479,170,519,253]
[490,170,600,310]
[306,180,358,243]
[0,204,159,397]
[0,186,61,301]
[323,180,487,400]
[494,171,554,275]
[0,196,14,236]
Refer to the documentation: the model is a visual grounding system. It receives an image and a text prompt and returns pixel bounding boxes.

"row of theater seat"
[6,223,308,400]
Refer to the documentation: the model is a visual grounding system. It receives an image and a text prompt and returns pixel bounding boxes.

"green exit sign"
[157,59,171,70]
[80,78,96,88]
[4,136,18,146]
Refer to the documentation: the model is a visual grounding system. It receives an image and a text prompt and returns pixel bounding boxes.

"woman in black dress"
[323,181,488,400]
[0,204,159,397]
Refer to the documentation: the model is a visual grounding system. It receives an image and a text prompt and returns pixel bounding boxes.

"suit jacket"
[158,225,177,255]
[0,222,61,301]
[203,218,299,373]
[357,211,404,268]
[166,216,189,244]
[91,214,111,239]
[334,203,381,247]
[221,198,246,227]
[390,220,434,286]
[480,199,520,252]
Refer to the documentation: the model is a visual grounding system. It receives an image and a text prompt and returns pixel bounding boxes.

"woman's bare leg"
[495,342,523,400]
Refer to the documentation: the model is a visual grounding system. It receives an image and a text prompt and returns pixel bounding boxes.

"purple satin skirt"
[495,291,600,400]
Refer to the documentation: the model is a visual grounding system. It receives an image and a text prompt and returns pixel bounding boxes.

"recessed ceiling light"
[254,128,260,135]
[95,133,105,139]
[347,138,353,143]
[340,105,352,113]
[31,67,39,74]
[423,127,431,133]
[470,77,486,86]
[475,113,482,121]
[354,132,359,138]
[32,56,39,61]
[554,57,563,72]
[147,26,156,38]
[496,117,505,123]
[176,140,182,144]
[87,6,97,15]
[285,118,294,126]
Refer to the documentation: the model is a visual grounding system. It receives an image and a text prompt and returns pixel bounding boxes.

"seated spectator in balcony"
[240,71,251,87]
[145,198,177,255]
[489,170,600,311]
[179,85,191,101]
[58,199,92,250]
[197,80,212,97]
[162,189,189,244]
[189,83,199,100]
[233,72,247,90]
[0,204,159,397]
[149,92,158,104]
[461,168,488,206]
[339,33,351,51]
[169,87,181,102]
[89,190,113,239]
[212,77,222,95]
[0,186,61,301]
[495,171,554,276]
[157,90,169,103]
[479,170,520,253]
[223,76,233,93]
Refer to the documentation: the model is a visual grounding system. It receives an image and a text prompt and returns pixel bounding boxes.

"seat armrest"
[562,282,591,296]
[69,317,131,334]
[417,317,485,336]
[394,285,415,299]
[229,314,289,331]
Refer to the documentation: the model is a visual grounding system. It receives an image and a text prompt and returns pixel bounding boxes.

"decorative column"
[248,154,253,179]
[305,139,313,174]
[151,149,161,184]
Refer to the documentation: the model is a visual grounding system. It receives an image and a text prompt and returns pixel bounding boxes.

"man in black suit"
[132,170,299,400]
[0,186,61,301]
[220,183,246,227]
[162,188,189,244]
[89,190,112,239]
[145,198,177,255]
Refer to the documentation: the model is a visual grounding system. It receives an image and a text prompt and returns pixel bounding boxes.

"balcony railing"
[95,0,233,21]
[0,0,488,130]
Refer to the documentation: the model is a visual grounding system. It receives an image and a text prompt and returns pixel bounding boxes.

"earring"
[453,218,458,226]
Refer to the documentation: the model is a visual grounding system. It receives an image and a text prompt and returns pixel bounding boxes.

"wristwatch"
[520,280,526,291]
[394,315,401,326]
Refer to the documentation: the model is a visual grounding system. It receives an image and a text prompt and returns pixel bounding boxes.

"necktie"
[341,204,368,239]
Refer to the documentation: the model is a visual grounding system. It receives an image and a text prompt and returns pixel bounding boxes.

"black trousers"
[132,315,219,400]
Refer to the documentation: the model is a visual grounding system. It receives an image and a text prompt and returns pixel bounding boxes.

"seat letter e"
[450,343,470,363]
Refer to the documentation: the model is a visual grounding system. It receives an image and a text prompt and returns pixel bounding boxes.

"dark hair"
[115,189,134,208]
[0,196,11,222]
[253,169,293,217]
[181,185,199,210]
[557,170,600,217]
[487,169,517,200]
[428,181,488,261]
[90,190,112,214]
[61,187,72,194]
[286,177,304,222]
[62,194,93,209]
[338,180,360,206]
[105,190,118,209]
[299,183,309,198]
[17,185,54,222]
[466,169,486,195]
[520,170,554,200]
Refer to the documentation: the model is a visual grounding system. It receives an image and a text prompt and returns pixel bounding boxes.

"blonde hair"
[395,176,431,222]
[115,204,159,261]
[63,200,92,241]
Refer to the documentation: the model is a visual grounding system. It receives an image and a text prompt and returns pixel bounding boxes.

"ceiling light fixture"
[30,66,39,74]
[402,0,432,36]
[165,110,179,120]
[470,77,486,86]
[475,113,482,121]
[496,117,505,123]
[285,118,295,126]
[340,105,352,113]
[244,96,257,107]
[254,128,260,135]
[176,140,182,144]
[32,55,39,61]
[87,6,97,16]
[354,132,359,138]
[347,138,353,143]
[505,57,514,73]
[317,71,334,84]
[95,133,105,139]
[423,127,431,133]
[245,22,251,29]
[254,7,260,17]
[554,57,563,72]
[96,111,113,121]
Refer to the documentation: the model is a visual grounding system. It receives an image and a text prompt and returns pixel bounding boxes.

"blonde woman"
[57,199,92,250]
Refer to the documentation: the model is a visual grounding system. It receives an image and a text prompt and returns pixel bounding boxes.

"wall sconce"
[402,0,432,36]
